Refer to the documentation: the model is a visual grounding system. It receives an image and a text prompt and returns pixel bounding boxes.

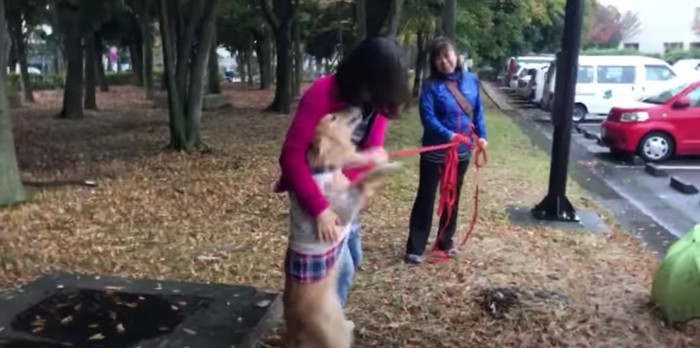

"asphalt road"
[497,87,700,241]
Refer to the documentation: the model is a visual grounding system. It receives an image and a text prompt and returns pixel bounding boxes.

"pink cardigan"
[273,74,388,217]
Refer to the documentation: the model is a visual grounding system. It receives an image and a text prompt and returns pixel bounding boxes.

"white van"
[530,65,550,105]
[545,55,677,122]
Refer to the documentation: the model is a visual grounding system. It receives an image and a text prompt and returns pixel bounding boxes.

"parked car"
[516,68,537,98]
[672,59,700,75]
[530,65,550,105]
[503,55,555,87]
[546,55,678,123]
[600,78,700,162]
[540,62,557,111]
[510,66,529,90]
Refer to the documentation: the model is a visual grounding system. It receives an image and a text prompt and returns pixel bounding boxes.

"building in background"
[619,0,700,54]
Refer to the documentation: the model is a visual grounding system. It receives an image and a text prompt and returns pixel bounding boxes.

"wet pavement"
[483,83,700,256]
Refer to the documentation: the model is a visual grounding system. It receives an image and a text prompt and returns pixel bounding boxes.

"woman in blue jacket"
[405,37,488,264]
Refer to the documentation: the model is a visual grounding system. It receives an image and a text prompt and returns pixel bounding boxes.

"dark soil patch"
[6,289,211,348]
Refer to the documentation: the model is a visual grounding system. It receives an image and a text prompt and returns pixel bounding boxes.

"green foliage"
[455,0,561,67]
[5,0,50,27]
[664,49,700,64]
[6,77,20,108]
[7,74,64,91]
[400,0,442,44]
[303,1,356,60]
[217,0,264,52]
[5,71,164,91]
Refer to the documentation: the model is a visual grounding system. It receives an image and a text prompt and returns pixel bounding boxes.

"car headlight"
[619,111,649,122]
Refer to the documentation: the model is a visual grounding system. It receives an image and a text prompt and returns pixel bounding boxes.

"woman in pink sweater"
[274,37,409,321]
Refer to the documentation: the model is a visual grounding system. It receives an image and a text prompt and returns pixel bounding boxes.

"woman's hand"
[450,133,470,144]
[365,147,389,164]
[316,208,341,243]
[477,138,488,149]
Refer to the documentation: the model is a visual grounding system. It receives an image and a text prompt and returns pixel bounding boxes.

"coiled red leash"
[388,123,487,264]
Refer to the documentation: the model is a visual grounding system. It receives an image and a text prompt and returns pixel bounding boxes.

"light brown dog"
[283,107,401,348]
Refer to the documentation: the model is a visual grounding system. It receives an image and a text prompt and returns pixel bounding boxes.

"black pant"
[406,156,470,255]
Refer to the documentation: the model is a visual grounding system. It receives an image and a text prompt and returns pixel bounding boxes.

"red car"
[601,79,700,162]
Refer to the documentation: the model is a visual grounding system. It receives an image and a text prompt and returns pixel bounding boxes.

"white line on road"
[655,165,700,170]
[614,165,644,169]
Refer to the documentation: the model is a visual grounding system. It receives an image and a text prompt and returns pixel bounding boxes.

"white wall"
[620,0,700,54]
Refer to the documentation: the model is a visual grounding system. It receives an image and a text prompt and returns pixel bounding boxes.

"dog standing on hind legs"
[281,107,402,348]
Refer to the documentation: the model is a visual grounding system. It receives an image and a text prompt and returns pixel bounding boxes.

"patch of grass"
[1,85,698,347]
[386,103,585,208]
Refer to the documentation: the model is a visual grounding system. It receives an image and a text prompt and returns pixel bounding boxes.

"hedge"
[5,71,165,91]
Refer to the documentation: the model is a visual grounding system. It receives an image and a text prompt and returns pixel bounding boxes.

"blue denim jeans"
[337,219,362,307]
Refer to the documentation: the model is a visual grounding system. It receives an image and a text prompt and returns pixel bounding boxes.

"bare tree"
[620,11,641,41]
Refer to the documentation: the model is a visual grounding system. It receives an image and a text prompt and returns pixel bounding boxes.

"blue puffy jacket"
[419,68,487,154]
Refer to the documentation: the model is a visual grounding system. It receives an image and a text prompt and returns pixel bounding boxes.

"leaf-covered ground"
[1,84,698,347]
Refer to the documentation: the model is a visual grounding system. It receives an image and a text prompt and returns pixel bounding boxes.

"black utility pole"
[531,0,585,222]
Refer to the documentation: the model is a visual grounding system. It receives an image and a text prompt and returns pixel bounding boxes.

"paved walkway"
[481,83,515,112]
[480,80,684,256]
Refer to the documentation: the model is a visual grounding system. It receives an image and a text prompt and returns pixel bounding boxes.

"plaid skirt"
[284,240,344,283]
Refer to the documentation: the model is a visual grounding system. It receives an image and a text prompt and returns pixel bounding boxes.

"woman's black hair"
[428,36,464,80]
[334,36,409,119]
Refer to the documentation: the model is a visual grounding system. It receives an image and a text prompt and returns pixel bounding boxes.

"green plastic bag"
[651,224,700,324]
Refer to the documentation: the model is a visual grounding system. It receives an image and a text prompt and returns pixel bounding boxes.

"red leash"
[389,125,487,264]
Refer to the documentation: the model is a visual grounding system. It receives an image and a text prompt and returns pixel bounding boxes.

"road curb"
[669,176,699,194]
[480,80,687,256]
[644,163,668,177]
[481,83,515,112]
[582,129,599,141]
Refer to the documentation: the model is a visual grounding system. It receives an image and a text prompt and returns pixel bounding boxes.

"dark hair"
[428,36,463,80]
[334,36,409,118]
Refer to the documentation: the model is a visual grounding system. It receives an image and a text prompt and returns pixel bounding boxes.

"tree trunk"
[58,5,84,119]
[207,31,221,94]
[158,0,186,149]
[292,17,302,97]
[95,33,109,92]
[143,21,155,99]
[271,46,277,84]
[259,0,295,113]
[9,21,34,103]
[355,0,367,45]
[380,0,403,37]
[253,30,272,90]
[442,0,456,41]
[131,43,144,86]
[269,29,292,113]
[8,43,17,69]
[184,6,217,150]
[158,0,218,151]
[0,0,27,206]
[84,32,97,110]
[235,50,246,84]
[246,37,254,86]
[412,30,427,98]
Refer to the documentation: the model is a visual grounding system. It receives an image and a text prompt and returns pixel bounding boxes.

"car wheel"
[637,131,675,163]
[572,104,587,123]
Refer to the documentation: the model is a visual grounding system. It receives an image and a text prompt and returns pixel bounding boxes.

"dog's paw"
[368,161,403,177]
[356,161,404,191]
